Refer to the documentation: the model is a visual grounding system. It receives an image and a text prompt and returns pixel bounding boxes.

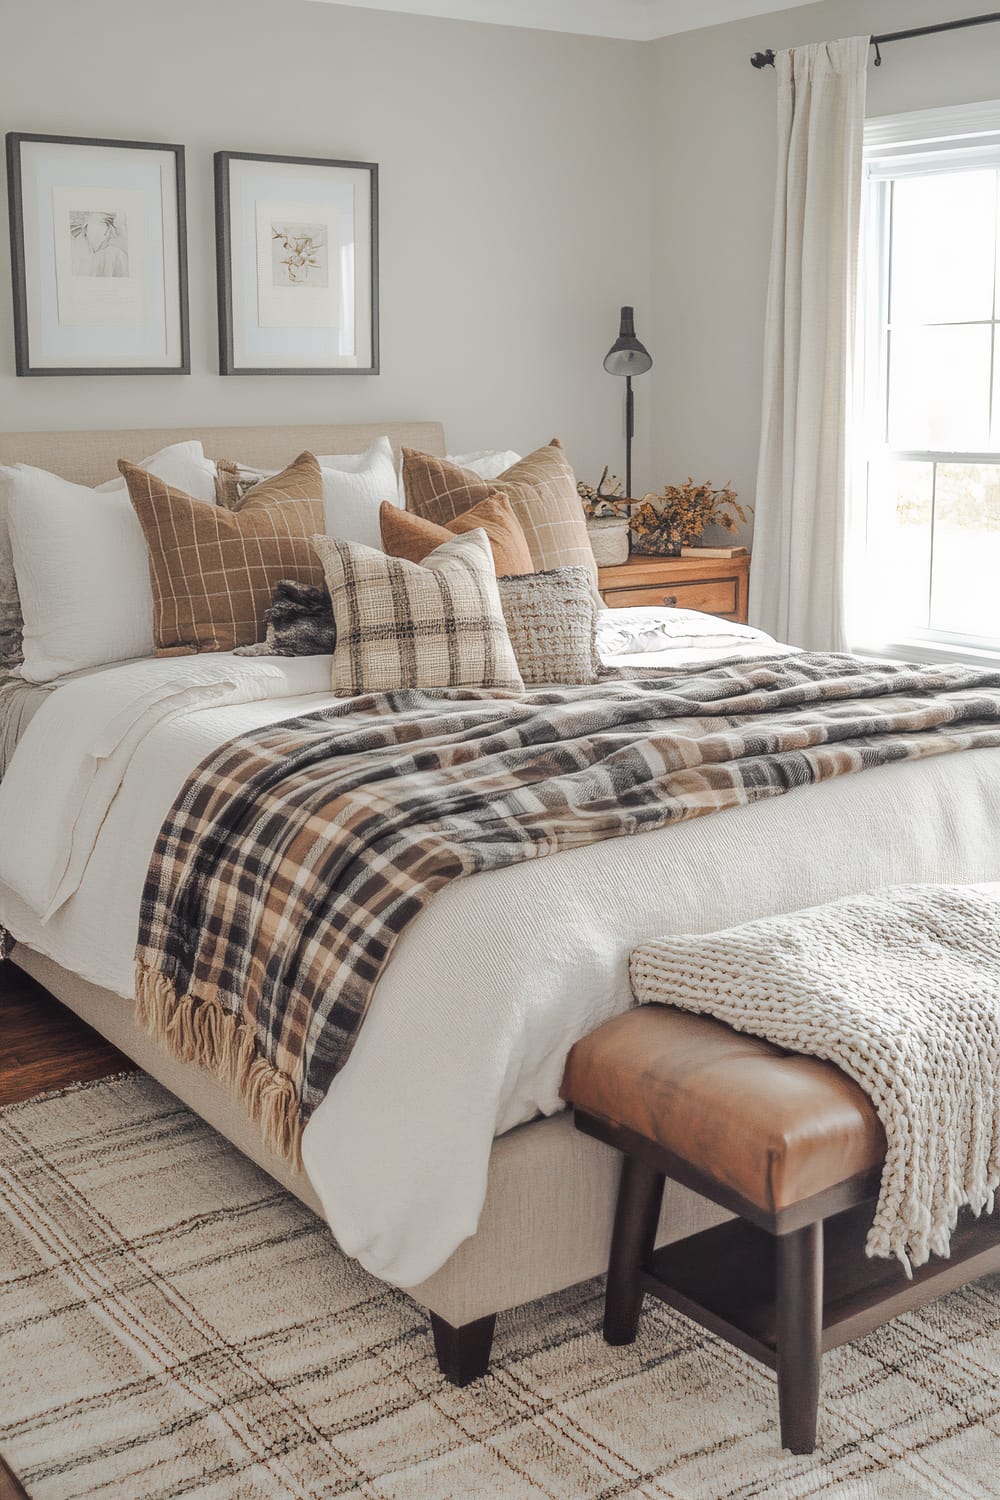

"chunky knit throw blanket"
[133,651,1000,1169]
[630,884,1000,1271]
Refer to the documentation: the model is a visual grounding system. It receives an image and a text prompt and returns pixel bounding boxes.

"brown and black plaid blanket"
[135,652,1000,1164]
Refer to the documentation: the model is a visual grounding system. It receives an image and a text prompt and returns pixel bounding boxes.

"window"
[853,104,1000,661]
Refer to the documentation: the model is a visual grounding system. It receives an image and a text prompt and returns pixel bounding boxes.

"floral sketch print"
[271,222,328,287]
[69,210,129,278]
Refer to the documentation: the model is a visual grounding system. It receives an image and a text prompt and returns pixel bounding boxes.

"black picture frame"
[214,149,379,377]
[5,132,190,377]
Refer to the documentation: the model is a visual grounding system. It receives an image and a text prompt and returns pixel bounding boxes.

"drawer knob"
[662,593,678,608]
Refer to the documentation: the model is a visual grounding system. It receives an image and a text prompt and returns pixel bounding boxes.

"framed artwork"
[214,150,379,376]
[5,133,189,376]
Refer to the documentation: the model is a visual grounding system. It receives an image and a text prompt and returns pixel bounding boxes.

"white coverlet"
[631,885,1000,1271]
[1,617,1000,1285]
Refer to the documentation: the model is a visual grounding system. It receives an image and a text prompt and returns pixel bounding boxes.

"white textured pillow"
[316,436,400,548]
[8,443,218,683]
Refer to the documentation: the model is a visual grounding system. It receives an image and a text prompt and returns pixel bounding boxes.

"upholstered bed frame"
[0,422,726,1382]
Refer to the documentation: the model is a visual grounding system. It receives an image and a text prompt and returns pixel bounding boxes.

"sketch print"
[69,209,129,277]
[271,221,328,287]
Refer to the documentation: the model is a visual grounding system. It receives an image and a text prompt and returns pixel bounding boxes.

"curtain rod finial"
[751,48,776,69]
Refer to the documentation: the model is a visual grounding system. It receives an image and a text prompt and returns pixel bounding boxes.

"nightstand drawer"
[602,578,739,616]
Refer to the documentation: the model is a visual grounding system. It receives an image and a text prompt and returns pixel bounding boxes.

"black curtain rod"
[750,10,1000,69]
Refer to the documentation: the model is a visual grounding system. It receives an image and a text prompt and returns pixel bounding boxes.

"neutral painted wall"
[0,0,651,490]
[649,0,1000,543]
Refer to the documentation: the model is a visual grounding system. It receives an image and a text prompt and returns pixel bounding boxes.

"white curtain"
[749,36,869,651]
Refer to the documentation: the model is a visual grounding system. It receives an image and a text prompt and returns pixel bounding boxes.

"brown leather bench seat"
[561,1006,886,1222]
[560,1003,1000,1456]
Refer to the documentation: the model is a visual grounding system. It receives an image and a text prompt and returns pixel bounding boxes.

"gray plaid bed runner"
[134,652,1000,1164]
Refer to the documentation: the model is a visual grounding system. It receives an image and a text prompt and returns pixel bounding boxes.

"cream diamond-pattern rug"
[1,1074,998,1499]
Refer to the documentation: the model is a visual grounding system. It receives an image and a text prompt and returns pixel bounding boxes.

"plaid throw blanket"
[135,652,1000,1164]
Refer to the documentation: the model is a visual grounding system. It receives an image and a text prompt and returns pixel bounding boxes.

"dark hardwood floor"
[0,959,133,1105]
[0,959,136,1496]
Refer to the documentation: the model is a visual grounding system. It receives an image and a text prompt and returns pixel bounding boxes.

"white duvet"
[2,611,1000,1287]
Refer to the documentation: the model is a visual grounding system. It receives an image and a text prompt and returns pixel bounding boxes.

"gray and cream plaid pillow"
[311,528,524,697]
[498,566,601,685]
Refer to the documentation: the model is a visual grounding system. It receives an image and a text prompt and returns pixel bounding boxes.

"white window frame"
[853,100,1000,666]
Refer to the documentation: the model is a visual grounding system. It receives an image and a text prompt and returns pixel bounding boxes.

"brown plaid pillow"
[312,529,523,697]
[120,451,325,655]
[401,440,597,589]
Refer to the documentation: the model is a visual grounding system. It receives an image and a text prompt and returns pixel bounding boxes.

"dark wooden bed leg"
[775,1222,823,1454]
[430,1311,497,1385]
[604,1155,666,1346]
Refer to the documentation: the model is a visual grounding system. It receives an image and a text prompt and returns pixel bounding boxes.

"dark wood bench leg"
[430,1311,497,1385]
[604,1155,666,1345]
[775,1222,823,1454]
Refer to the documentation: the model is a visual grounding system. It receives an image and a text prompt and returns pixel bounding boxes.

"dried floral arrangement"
[630,478,750,556]
[578,466,628,520]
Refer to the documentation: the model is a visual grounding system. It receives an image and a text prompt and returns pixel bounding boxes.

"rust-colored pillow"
[120,450,325,655]
[401,439,597,588]
[379,493,534,575]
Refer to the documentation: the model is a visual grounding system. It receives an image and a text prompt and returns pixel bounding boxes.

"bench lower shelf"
[641,1199,1000,1370]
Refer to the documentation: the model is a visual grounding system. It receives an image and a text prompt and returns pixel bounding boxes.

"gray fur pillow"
[234,579,336,657]
[497,566,600,685]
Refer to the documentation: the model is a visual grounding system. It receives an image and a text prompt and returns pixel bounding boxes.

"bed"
[3,422,1000,1383]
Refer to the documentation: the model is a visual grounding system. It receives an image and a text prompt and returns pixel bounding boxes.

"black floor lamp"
[603,306,652,499]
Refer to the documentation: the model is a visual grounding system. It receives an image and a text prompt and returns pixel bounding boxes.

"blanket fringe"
[135,965,304,1169]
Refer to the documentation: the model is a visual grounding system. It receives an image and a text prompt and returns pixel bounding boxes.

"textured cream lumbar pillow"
[312,528,524,697]
[497,566,601,685]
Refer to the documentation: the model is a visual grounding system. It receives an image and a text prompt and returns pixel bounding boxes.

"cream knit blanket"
[630,884,1000,1271]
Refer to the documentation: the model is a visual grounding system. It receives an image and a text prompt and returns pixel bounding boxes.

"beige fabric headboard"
[0,421,445,488]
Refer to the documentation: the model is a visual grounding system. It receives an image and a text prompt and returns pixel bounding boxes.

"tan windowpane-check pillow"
[312,528,524,697]
[401,439,597,589]
[120,451,325,655]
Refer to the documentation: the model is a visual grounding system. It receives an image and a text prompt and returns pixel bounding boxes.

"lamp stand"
[625,375,634,500]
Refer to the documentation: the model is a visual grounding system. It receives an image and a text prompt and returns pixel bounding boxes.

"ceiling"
[305,0,827,42]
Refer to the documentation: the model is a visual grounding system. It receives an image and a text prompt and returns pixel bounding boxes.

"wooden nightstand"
[597,553,750,624]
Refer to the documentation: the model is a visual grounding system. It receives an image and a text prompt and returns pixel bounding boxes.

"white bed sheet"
[2,616,1000,1286]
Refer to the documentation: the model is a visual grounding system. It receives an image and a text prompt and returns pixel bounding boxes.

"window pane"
[930,464,1000,640]
[887,324,992,450]
[853,458,932,638]
[890,170,996,325]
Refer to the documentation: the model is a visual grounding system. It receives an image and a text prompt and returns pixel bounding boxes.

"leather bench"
[561,1005,1000,1453]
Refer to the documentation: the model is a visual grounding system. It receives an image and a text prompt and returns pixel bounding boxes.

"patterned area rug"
[1,1075,998,1500]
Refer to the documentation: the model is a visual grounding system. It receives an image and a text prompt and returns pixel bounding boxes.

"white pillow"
[92,439,216,500]
[315,436,400,549]
[446,449,522,480]
[8,442,218,683]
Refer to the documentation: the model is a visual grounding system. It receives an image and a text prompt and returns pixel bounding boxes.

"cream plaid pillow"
[312,529,523,697]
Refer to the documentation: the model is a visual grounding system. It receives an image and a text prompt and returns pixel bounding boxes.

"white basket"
[586,517,630,566]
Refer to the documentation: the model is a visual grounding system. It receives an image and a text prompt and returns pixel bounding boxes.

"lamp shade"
[603,306,652,378]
